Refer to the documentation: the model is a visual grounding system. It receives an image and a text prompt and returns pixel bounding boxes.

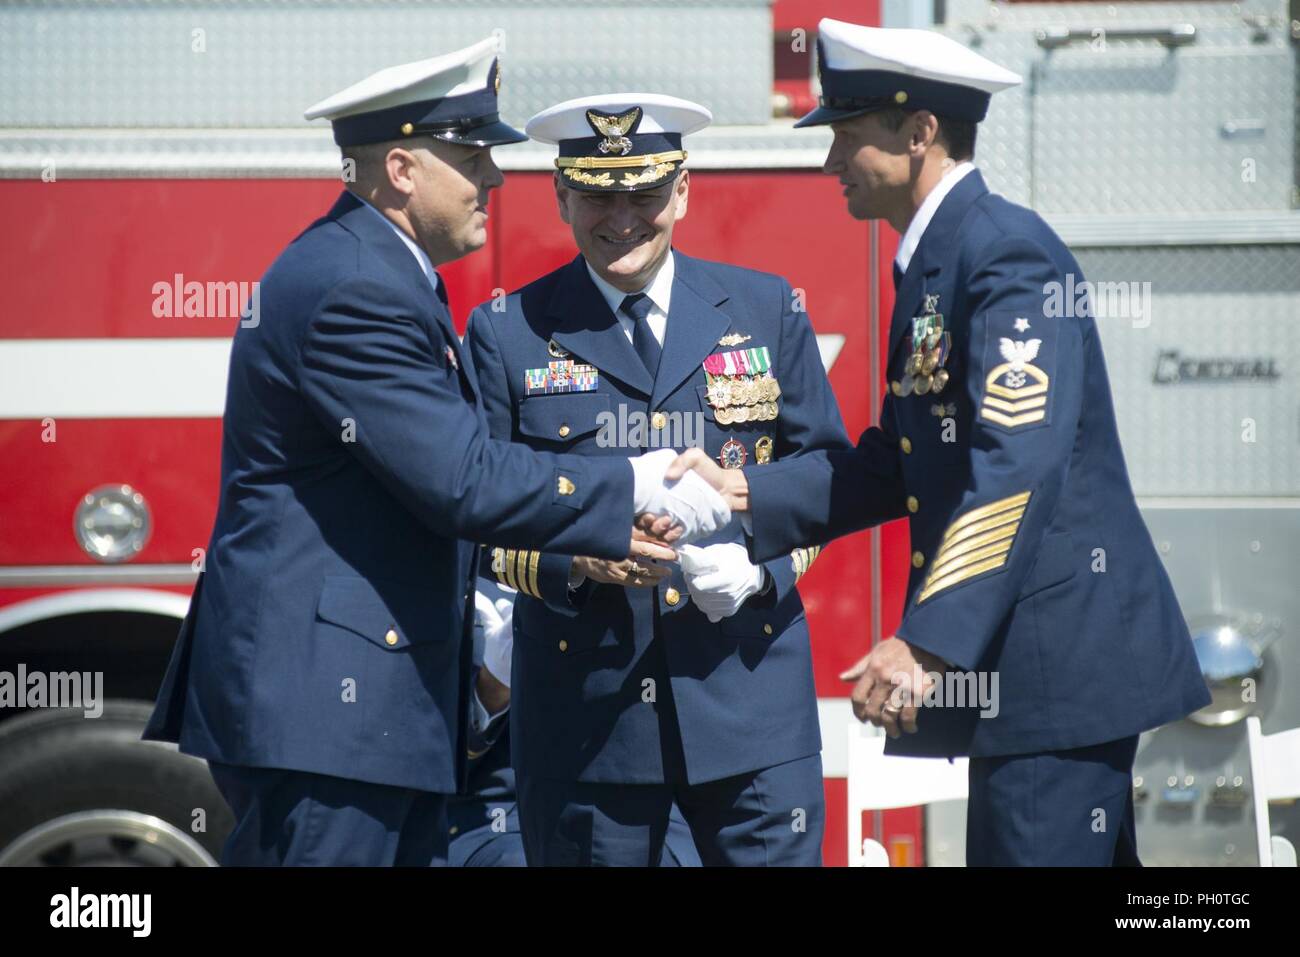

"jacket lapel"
[330,191,476,397]
[651,253,732,411]
[547,256,655,397]
[885,170,990,368]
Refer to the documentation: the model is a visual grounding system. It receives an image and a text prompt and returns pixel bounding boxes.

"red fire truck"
[0,0,930,866]
[4,0,1294,867]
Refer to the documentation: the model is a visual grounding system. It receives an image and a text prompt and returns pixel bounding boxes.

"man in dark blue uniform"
[465,94,850,866]
[448,580,702,867]
[142,39,729,867]
[671,20,1211,866]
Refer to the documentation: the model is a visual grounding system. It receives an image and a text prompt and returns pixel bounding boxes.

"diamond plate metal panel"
[0,0,774,129]
[1077,244,1300,496]
[936,0,1298,213]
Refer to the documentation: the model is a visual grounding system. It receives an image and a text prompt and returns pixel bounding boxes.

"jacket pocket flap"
[518,393,611,442]
[316,575,449,650]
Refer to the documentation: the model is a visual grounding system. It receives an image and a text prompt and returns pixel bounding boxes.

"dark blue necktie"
[620,293,661,378]
[892,261,904,293]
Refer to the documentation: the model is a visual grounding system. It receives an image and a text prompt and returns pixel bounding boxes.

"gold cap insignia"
[586,107,642,156]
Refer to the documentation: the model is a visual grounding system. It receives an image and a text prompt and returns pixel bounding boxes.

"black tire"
[0,700,233,866]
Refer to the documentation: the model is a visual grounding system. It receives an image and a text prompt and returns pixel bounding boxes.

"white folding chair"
[1246,716,1300,867]
[846,719,969,866]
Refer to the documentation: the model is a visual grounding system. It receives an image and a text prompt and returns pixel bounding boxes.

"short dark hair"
[874,106,977,162]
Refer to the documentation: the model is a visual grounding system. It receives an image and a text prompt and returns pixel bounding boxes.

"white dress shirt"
[894,161,976,275]
[585,250,675,346]
[357,196,443,298]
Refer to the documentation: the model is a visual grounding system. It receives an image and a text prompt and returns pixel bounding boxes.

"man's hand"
[839,637,947,739]
[677,542,766,622]
[628,448,731,544]
[571,536,676,589]
[664,448,749,513]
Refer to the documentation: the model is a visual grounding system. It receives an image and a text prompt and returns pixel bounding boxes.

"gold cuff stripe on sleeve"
[941,492,1031,544]
[526,550,541,599]
[501,549,519,591]
[981,408,1047,428]
[792,545,822,582]
[927,538,1015,583]
[555,150,687,170]
[918,554,1014,604]
[515,550,531,597]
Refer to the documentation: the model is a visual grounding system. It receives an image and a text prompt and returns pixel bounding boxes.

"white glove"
[677,542,767,623]
[474,592,514,688]
[628,449,731,544]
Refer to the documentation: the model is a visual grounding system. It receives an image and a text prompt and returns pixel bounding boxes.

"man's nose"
[483,150,504,190]
[604,199,642,233]
[822,145,844,177]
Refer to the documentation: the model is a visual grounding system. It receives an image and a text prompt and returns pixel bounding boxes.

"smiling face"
[555,170,689,293]
[823,112,915,227]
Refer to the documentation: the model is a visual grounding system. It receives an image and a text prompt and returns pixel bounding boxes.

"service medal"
[899,375,915,397]
[915,373,933,395]
[715,406,734,425]
[755,436,773,464]
[718,438,747,469]
[932,368,950,393]
[921,352,939,375]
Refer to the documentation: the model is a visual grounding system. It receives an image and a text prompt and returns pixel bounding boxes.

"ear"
[384,145,420,197]
[554,172,573,225]
[672,169,690,222]
[910,111,940,155]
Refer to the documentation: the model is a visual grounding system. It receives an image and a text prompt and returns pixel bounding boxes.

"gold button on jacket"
[384,628,399,646]
[664,587,681,606]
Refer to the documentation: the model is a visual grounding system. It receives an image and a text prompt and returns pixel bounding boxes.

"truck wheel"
[0,700,232,866]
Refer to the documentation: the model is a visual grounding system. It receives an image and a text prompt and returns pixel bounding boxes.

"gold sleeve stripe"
[981,408,1047,428]
[527,551,541,599]
[500,549,519,590]
[918,492,1031,604]
[982,394,1047,414]
[941,491,1030,544]
[930,521,1020,575]
[492,547,543,597]
[944,512,1021,553]
[919,554,1014,604]
[791,545,822,582]
[927,538,1015,583]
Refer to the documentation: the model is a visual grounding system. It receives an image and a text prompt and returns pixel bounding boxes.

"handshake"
[627,448,745,548]
[563,449,760,623]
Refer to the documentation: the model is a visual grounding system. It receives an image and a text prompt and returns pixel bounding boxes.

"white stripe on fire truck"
[0,338,233,418]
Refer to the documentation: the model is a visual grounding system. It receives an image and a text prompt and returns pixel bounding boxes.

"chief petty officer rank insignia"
[703,346,780,424]
[978,311,1057,432]
[525,360,599,395]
